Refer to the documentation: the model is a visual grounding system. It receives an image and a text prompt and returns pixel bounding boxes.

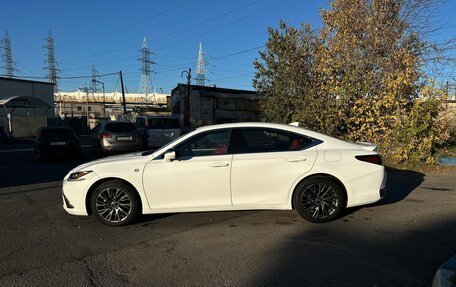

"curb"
[433,255,456,287]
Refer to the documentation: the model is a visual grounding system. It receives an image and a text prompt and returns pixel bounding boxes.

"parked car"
[90,121,141,155]
[34,127,82,161]
[62,122,386,226]
[0,126,13,144]
[134,115,181,149]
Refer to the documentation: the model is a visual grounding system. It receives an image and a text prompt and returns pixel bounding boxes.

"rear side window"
[239,128,313,154]
[146,118,180,129]
[105,123,136,133]
[41,129,75,138]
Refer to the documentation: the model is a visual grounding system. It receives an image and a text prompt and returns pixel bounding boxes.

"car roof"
[195,122,355,145]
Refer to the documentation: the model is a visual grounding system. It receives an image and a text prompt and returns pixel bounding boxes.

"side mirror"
[163,151,176,162]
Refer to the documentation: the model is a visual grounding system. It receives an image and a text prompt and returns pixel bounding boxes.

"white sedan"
[62,122,386,226]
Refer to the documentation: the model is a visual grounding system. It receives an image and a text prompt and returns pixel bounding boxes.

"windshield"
[105,122,136,133]
[41,129,75,138]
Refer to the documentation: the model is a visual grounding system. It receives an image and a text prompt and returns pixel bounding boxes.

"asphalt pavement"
[0,140,455,286]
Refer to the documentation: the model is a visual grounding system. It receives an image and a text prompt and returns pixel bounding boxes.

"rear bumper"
[346,168,387,207]
[36,145,81,156]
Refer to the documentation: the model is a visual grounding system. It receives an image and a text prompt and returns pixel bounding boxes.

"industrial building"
[171,84,263,129]
[54,90,170,130]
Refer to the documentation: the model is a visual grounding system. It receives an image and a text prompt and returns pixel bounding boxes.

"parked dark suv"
[34,127,82,161]
[90,121,141,155]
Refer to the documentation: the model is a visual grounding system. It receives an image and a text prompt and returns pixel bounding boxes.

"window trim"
[232,127,322,155]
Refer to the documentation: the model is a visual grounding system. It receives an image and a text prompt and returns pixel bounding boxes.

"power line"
[6,44,263,81]
[59,0,271,63]
[55,0,195,48]
[152,0,265,42]
[154,0,287,52]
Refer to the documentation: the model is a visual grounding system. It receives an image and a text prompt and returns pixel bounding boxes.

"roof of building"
[172,83,257,95]
[0,77,55,86]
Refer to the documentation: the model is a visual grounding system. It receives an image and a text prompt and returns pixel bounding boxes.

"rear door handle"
[287,157,307,162]
[209,162,230,167]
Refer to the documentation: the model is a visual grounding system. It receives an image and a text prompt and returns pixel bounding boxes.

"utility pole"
[1,30,18,77]
[119,70,127,114]
[79,86,90,133]
[138,37,156,104]
[43,30,59,92]
[92,79,106,118]
[195,43,207,86]
[181,68,192,127]
[91,65,98,97]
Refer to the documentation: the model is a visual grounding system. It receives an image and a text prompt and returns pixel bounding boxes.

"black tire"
[90,180,139,226]
[293,176,345,223]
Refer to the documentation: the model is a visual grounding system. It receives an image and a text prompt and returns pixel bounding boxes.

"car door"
[231,128,318,206]
[143,129,233,210]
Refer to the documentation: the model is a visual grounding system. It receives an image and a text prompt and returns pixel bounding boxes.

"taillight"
[355,155,383,165]
[36,131,42,138]
[100,133,111,139]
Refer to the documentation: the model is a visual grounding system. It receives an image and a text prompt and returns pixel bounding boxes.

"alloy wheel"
[95,187,132,223]
[300,183,339,219]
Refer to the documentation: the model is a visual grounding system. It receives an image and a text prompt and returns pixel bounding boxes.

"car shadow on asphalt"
[340,167,425,218]
[370,167,425,207]
[135,213,178,226]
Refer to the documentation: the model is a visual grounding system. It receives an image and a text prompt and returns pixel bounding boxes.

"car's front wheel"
[90,180,139,226]
[293,176,345,223]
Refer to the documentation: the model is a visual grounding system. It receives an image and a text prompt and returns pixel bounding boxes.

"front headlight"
[68,171,93,181]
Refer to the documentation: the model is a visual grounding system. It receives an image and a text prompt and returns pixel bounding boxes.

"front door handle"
[209,162,230,167]
[287,157,307,162]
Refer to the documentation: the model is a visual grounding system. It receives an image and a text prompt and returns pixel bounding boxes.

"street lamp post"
[92,79,106,118]
[79,86,90,133]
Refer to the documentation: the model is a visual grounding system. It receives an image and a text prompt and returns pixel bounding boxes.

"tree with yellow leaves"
[254,0,452,164]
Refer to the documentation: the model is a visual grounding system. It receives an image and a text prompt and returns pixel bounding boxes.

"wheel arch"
[290,173,348,209]
[85,177,143,215]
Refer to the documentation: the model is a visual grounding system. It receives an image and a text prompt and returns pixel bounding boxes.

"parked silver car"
[90,121,141,155]
[134,116,181,148]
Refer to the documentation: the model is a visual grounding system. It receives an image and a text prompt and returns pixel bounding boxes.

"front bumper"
[62,172,99,216]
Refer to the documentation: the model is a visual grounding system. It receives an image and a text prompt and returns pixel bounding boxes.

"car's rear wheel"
[293,176,345,223]
[90,180,139,226]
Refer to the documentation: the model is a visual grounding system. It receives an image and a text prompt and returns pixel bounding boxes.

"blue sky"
[0,0,454,93]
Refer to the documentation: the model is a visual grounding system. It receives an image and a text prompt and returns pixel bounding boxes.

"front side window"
[239,128,313,154]
[175,130,231,158]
